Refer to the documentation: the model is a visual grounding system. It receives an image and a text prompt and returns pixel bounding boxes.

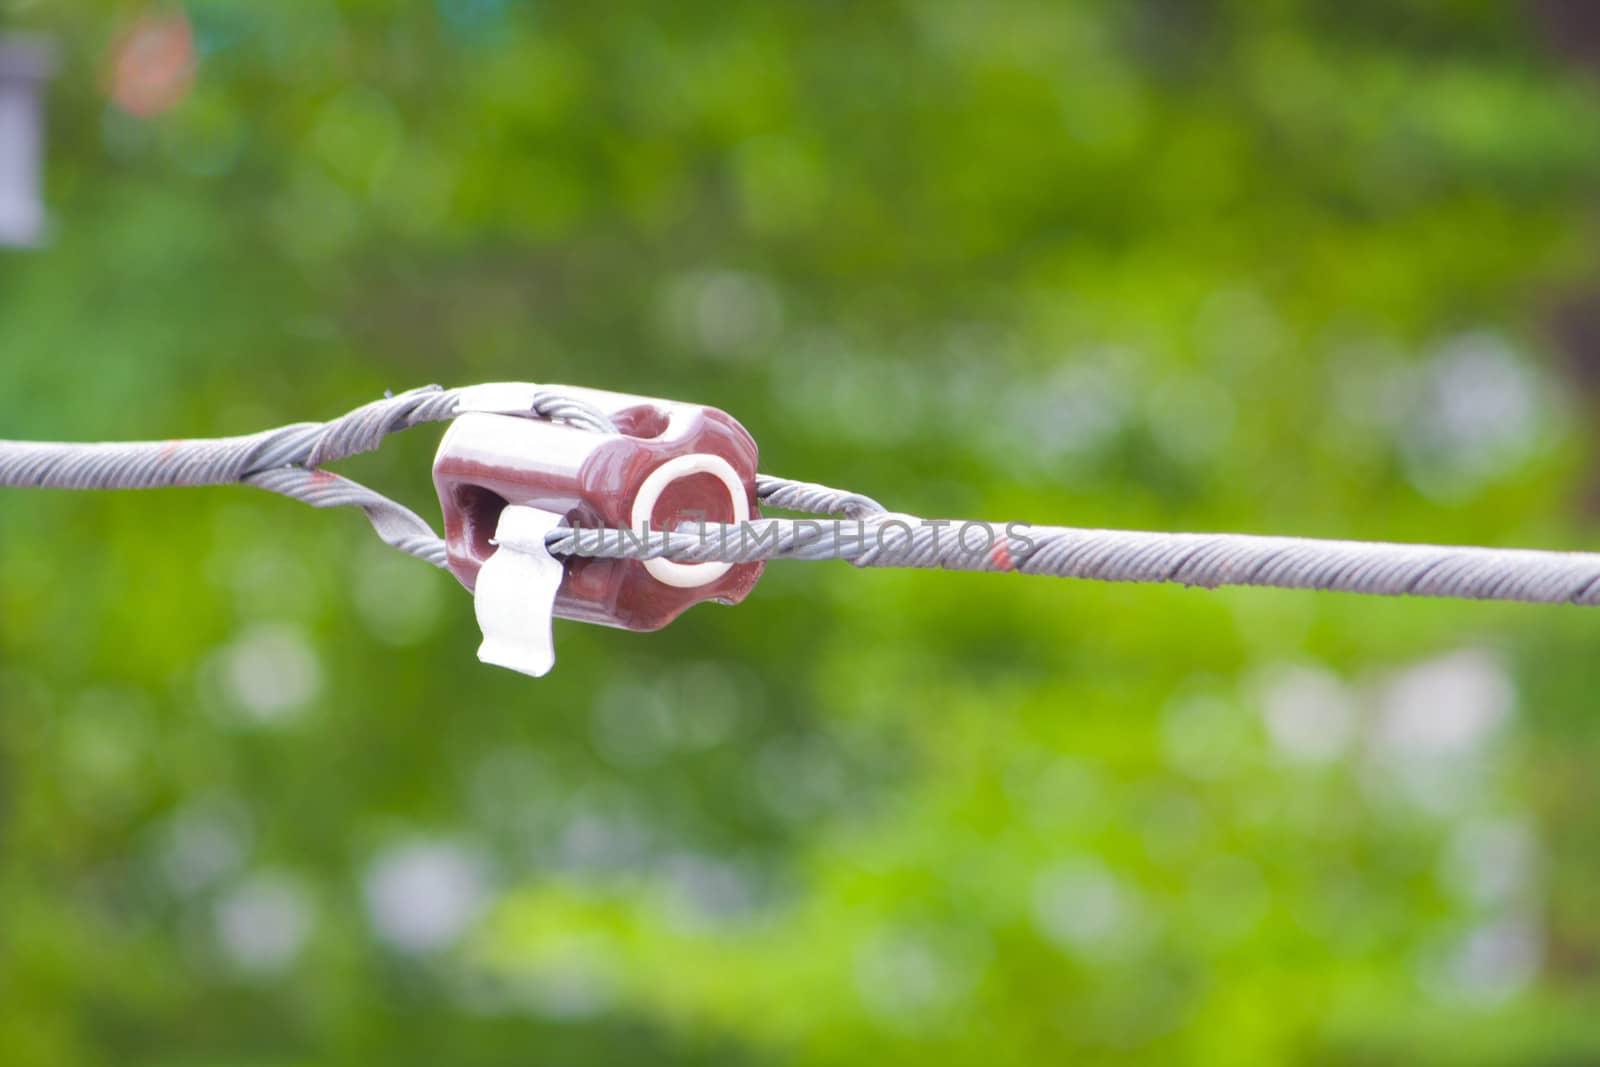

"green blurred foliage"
[3,1,1600,1064]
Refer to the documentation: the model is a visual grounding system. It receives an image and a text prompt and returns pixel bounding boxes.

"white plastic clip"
[472,505,565,677]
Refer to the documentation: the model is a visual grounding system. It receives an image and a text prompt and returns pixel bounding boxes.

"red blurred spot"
[107,9,195,118]
[309,470,337,487]
[990,540,1015,572]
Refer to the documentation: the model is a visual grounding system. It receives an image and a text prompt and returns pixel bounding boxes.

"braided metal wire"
[0,387,457,490]
[6,384,1600,607]
[0,384,616,567]
[545,512,1600,607]
[243,467,451,567]
[755,474,885,518]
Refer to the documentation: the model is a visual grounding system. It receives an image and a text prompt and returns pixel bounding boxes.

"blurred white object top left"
[0,36,55,249]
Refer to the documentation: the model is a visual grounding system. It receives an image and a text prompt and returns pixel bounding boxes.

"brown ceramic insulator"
[433,386,764,631]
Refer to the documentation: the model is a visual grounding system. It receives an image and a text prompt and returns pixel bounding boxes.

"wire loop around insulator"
[5,384,1600,608]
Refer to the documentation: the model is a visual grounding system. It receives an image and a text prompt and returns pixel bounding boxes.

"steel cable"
[5,385,1599,607]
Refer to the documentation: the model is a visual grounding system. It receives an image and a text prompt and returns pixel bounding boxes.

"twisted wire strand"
[0,384,619,567]
[0,386,458,490]
[5,385,1600,607]
[544,515,1600,607]
[755,474,886,518]
[243,467,451,568]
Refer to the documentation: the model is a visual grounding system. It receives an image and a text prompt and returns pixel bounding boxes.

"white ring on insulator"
[630,453,749,588]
